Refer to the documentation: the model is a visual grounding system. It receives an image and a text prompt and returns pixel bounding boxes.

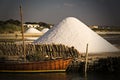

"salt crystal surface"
[41,28,49,33]
[25,28,41,34]
[34,17,119,53]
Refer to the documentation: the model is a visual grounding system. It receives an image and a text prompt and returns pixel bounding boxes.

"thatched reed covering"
[0,43,79,61]
[87,57,120,73]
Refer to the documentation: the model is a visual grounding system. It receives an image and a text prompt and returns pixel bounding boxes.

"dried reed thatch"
[0,43,79,61]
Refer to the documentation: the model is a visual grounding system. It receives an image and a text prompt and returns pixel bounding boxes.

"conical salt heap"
[34,17,119,53]
[25,27,42,34]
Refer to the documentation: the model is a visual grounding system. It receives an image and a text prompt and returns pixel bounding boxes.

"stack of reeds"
[0,42,80,61]
[87,57,120,73]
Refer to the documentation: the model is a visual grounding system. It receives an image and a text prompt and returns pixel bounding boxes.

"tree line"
[0,19,53,33]
[0,19,21,33]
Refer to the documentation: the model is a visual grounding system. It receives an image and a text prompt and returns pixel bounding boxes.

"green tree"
[38,22,50,29]
[0,19,21,33]
[5,19,21,26]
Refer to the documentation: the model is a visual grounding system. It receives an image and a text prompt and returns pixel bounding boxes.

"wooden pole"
[19,0,26,58]
[85,43,89,73]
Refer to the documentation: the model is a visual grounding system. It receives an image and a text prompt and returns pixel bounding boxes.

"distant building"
[23,24,40,28]
[89,26,99,29]
[23,22,54,29]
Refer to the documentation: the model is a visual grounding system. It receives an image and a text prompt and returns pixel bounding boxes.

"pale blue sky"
[0,0,120,26]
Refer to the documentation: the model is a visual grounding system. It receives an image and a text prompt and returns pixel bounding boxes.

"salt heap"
[35,17,119,53]
[41,28,49,34]
[25,28,42,40]
[25,27,41,34]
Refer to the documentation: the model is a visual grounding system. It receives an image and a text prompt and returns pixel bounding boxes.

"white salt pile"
[41,28,49,33]
[25,28,42,40]
[34,17,119,53]
[25,27,41,34]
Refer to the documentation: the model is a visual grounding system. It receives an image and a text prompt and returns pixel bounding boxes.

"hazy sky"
[0,0,120,26]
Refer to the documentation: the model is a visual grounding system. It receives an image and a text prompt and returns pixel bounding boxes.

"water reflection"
[67,73,120,80]
[0,73,67,80]
[0,72,120,80]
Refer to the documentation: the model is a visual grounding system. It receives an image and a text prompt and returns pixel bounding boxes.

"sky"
[0,0,120,26]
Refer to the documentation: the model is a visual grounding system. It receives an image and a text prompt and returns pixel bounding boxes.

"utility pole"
[84,44,89,80]
[19,0,26,58]
[85,43,89,73]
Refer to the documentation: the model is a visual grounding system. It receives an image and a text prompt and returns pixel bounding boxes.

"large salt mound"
[34,17,119,53]
[25,28,41,34]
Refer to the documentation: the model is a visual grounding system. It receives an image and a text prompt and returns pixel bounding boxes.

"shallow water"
[0,72,120,80]
[102,34,120,48]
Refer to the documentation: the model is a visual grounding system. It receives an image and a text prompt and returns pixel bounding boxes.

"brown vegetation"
[0,43,79,61]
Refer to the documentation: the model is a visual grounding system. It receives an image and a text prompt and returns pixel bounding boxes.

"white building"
[24,24,40,28]
[89,26,99,29]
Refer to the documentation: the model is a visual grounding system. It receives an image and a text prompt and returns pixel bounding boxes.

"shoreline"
[96,31,120,34]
